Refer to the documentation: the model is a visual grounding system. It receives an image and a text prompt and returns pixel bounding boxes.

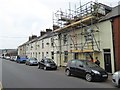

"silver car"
[10,56,17,61]
[112,71,120,87]
[26,58,38,66]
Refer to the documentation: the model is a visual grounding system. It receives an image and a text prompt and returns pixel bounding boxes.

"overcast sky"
[0,0,119,49]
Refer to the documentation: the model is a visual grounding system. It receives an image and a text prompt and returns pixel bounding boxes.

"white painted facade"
[36,34,60,65]
[20,33,60,66]
[18,20,115,73]
[55,20,115,73]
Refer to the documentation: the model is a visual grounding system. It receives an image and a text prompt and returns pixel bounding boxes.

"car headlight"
[92,70,100,74]
[46,64,50,67]
[113,72,119,75]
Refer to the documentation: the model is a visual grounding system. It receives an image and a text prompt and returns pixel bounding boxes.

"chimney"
[40,31,46,36]
[29,35,37,41]
[29,36,32,41]
[46,29,52,32]
[31,35,37,39]
[53,25,60,30]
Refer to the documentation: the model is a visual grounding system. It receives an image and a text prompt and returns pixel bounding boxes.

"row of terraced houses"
[18,1,120,73]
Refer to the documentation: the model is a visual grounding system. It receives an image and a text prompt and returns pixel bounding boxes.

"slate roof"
[101,5,120,21]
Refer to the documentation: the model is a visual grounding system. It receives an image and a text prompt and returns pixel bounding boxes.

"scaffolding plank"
[54,15,95,32]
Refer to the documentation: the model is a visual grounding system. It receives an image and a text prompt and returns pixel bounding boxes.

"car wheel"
[85,73,92,82]
[65,69,71,76]
[54,68,57,70]
[38,65,41,69]
[29,63,31,66]
[44,66,47,70]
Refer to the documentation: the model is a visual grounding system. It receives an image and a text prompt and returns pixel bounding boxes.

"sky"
[0,0,119,49]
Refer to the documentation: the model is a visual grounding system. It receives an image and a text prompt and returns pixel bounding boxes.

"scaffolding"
[52,1,112,60]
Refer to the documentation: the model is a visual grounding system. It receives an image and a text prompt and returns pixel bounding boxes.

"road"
[1,58,115,88]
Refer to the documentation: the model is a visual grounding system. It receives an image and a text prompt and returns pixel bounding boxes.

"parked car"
[26,57,38,66]
[38,58,57,70]
[112,71,120,87]
[65,59,108,82]
[1,56,4,59]
[0,56,3,58]
[5,56,11,60]
[16,56,27,63]
[10,56,17,61]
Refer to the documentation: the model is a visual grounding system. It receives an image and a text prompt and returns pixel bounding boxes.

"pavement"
[0,82,3,90]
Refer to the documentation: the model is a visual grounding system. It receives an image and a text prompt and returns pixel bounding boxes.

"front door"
[104,49,112,73]
[74,53,79,59]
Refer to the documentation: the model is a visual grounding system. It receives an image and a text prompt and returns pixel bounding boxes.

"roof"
[37,32,58,41]
[42,32,57,39]
[28,37,38,43]
[18,42,26,47]
[18,40,30,47]
[19,31,58,47]
[101,5,120,21]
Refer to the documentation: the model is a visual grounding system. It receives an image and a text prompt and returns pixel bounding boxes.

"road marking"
[0,82,3,90]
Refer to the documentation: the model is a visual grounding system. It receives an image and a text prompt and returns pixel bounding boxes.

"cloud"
[0,0,52,34]
[0,0,52,49]
[0,0,119,49]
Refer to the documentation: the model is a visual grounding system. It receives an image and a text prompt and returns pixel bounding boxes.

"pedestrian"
[95,57,100,66]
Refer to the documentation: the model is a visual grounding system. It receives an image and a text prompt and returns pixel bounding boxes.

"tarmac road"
[1,58,115,88]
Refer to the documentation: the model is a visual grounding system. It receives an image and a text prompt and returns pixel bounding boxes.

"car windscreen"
[45,59,54,63]
[85,61,99,67]
[30,58,37,61]
[20,57,27,59]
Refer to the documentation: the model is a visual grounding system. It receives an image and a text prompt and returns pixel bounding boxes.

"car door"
[28,59,31,64]
[69,60,77,74]
[75,60,86,77]
[40,59,45,68]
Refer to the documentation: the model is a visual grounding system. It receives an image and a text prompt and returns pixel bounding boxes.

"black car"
[65,59,108,82]
[38,58,57,70]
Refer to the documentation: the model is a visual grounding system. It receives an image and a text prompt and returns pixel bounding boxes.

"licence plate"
[102,75,107,77]
[51,66,55,68]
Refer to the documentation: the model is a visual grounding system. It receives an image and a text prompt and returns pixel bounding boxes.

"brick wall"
[112,16,120,71]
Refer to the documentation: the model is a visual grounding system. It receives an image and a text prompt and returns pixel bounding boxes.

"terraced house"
[18,1,120,73]
[18,29,60,66]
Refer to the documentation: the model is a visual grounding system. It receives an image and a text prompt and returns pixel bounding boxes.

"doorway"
[104,49,112,73]
[74,53,79,59]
